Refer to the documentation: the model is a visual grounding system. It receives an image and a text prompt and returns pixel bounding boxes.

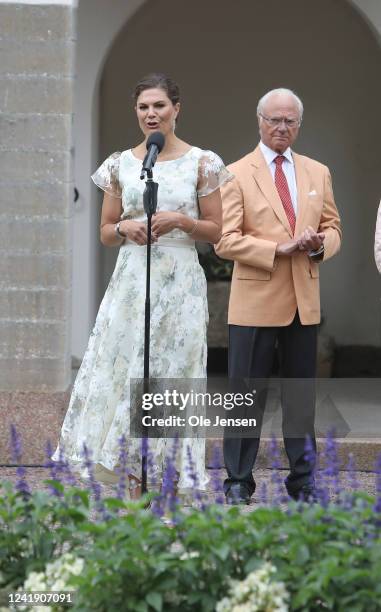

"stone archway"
[349,0,381,41]
[95,0,381,353]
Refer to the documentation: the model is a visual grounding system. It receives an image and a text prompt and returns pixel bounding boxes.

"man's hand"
[275,240,299,257]
[297,226,325,252]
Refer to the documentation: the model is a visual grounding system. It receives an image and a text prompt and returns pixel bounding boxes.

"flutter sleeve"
[91,152,122,198]
[197,150,234,198]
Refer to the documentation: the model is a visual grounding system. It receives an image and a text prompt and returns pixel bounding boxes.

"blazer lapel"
[250,146,293,238]
[293,152,311,236]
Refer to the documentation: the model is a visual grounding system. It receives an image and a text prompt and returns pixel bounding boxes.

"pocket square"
[308,189,317,196]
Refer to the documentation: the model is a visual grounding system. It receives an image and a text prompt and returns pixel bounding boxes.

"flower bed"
[0,429,381,611]
[1,480,381,611]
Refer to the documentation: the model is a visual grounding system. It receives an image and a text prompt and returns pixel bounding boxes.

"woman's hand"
[120,220,157,245]
[151,211,180,237]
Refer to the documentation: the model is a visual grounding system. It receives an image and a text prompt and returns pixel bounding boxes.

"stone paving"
[0,467,376,511]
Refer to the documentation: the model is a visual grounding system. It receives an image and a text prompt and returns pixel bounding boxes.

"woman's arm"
[99,192,152,246]
[151,188,222,244]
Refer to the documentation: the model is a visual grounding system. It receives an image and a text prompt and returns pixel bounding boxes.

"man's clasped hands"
[275,226,325,257]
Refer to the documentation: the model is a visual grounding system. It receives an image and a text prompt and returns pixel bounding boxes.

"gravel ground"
[0,467,376,511]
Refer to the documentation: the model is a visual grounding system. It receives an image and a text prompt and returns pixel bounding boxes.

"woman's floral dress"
[53,146,232,490]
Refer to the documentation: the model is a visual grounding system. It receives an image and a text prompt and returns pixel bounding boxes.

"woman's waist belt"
[124,236,196,249]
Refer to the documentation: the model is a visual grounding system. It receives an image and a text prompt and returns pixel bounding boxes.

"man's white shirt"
[259,140,298,214]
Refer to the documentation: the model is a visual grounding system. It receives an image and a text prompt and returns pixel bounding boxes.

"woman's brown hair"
[133,72,180,106]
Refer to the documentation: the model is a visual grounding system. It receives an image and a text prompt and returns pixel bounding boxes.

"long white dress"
[53,146,232,490]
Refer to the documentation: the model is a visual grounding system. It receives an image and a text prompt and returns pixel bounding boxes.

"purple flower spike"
[374,452,381,514]
[81,444,108,520]
[81,444,102,502]
[259,481,268,505]
[15,465,30,497]
[322,428,341,501]
[152,437,179,518]
[9,425,30,498]
[43,440,63,497]
[316,478,330,509]
[115,435,129,501]
[210,443,224,505]
[151,488,165,518]
[58,445,77,487]
[10,424,22,462]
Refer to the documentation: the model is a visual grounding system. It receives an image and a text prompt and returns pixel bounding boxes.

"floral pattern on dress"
[53,147,232,490]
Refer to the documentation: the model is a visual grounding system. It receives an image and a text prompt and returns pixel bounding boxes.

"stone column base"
[0,391,70,464]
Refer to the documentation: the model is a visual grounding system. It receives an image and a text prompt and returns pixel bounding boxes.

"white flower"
[179,551,200,561]
[216,562,289,612]
[216,597,231,612]
[70,558,84,576]
[24,571,47,591]
[17,553,84,612]
[50,579,67,591]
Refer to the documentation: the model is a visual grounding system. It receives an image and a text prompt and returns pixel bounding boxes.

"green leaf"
[43,479,64,493]
[244,557,265,574]
[213,544,230,561]
[104,497,126,510]
[294,544,310,565]
[146,592,162,611]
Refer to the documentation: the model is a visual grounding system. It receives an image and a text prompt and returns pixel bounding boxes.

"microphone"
[140,132,165,179]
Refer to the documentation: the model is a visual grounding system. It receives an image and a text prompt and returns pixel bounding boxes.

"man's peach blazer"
[215,146,342,326]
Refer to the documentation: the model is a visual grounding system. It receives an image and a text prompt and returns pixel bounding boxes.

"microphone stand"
[141,168,158,494]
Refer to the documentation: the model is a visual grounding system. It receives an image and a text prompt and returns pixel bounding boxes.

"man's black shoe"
[288,484,319,503]
[225,483,251,505]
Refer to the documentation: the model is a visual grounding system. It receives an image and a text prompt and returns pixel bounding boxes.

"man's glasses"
[259,113,301,129]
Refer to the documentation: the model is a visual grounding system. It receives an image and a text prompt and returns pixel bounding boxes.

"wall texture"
[0,1,76,461]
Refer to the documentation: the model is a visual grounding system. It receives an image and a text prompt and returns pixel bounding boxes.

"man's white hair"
[257,88,304,120]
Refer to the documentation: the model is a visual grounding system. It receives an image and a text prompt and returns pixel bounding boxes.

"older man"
[215,88,342,504]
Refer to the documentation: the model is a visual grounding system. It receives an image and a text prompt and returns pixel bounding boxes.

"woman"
[53,73,232,497]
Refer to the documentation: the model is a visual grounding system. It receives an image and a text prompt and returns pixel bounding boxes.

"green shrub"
[1,480,381,612]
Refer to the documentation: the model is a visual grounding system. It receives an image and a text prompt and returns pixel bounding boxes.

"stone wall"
[0,2,76,462]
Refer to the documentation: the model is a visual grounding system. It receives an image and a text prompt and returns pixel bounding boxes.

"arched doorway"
[73,0,381,365]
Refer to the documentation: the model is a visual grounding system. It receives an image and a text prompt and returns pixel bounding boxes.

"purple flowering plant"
[1,425,381,610]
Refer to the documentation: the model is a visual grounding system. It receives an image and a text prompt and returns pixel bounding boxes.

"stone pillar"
[0,0,76,463]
